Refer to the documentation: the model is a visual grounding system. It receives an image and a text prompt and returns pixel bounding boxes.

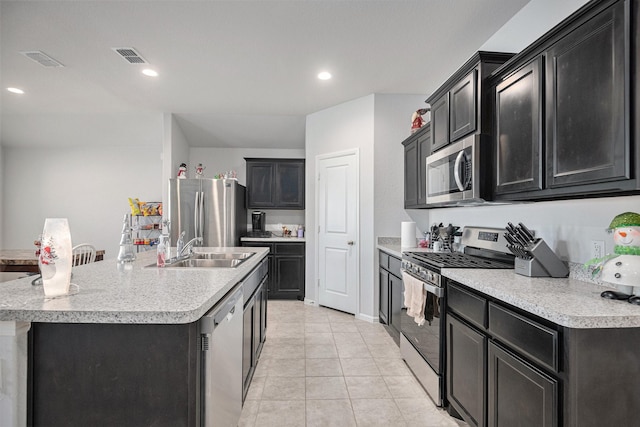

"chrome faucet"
[178,236,203,258]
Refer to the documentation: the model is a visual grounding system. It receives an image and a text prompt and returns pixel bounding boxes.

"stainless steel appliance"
[425,134,488,206]
[252,211,265,232]
[400,226,514,407]
[168,179,247,247]
[200,286,243,427]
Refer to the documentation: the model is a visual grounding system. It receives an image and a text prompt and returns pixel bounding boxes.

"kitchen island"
[0,247,269,427]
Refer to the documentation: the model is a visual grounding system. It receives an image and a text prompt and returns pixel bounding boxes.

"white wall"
[306,95,375,318]
[2,145,162,256]
[373,94,427,238]
[162,113,191,215]
[189,147,306,229]
[0,145,4,247]
[306,94,425,320]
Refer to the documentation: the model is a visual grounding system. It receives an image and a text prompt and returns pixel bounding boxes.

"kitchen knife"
[518,223,536,242]
[515,227,532,247]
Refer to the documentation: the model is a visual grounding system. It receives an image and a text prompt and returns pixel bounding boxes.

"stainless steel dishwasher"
[200,285,243,427]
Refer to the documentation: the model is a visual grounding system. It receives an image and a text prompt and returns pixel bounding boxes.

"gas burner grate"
[404,252,513,270]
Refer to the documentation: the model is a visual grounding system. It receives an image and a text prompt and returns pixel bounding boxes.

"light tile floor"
[238,300,467,427]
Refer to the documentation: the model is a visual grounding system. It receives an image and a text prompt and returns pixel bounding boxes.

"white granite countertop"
[0,247,269,325]
[241,236,306,243]
[377,238,640,329]
[443,269,640,329]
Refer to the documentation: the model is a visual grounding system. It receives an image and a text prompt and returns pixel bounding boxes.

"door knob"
[347,241,354,245]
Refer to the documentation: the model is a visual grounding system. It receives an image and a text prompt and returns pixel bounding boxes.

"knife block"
[516,239,569,278]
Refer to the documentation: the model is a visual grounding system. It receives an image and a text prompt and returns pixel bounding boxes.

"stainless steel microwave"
[425,134,485,206]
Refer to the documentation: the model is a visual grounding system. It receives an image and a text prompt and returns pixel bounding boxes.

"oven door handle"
[424,282,444,298]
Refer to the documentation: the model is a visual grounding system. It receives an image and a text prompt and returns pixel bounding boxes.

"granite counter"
[0,247,269,324]
[443,268,640,329]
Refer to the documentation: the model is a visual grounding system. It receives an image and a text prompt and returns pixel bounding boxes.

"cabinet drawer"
[488,303,558,372]
[388,256,402,278]
[275,243,304,255]
[448,283,487,330]
[379,251,390,270]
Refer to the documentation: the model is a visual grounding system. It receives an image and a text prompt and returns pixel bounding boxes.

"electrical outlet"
[591,240,605,259]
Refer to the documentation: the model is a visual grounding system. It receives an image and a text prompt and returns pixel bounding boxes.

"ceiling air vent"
[20,51,64,68]
[112,47,148,64]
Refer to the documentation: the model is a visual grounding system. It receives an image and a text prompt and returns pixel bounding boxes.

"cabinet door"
[247,162,276,208]
[417,126,431,206]
[450,69,478,142]
[273,256,305,299]
[253,291,262,360]
[379,268,390,324]
[431,93,450,152]
[545,0,628,188]
[242,299,255,400]
[260,279,268,344]
[488,341,558,427]
[276,161,305,209]
[447,314,487,427]
[404,139,419,208]
[389,273,403,337]
[494,58,543,196]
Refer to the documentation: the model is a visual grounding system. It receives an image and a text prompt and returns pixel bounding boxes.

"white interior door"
[317,150,359,314]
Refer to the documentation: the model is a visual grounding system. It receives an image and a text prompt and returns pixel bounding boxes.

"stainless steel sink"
[144,251,256,269]
[168,258,247,268]
[192,252,255,261]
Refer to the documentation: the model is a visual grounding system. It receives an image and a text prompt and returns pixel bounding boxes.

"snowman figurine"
[195,163,205,179]
[600,211,640,304]
[177,163,187,179]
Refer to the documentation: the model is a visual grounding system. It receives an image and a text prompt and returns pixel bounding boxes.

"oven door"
[400,273,445,405]
[425,134,481,205]
[401,280,444,374]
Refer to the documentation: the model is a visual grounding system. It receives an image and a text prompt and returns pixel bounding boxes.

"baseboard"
[355,313,378,323]
[303,298,317,306]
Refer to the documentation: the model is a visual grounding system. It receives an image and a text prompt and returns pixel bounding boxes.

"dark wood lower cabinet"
[488,341,557,427]
[243,277,268,401]
[446,314,487,427]
[378,250,403,345]
[242,241,305,300]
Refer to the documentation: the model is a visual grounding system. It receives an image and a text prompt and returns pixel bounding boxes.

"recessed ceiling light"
[142,69,158,77]
[317,71,332,80]
[7,87,25,94]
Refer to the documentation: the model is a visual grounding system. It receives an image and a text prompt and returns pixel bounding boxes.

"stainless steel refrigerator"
[168,179,247,247]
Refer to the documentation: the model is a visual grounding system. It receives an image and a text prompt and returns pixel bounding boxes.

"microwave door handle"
[453,150,466,191]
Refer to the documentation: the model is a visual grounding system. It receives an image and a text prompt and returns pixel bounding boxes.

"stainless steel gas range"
[400,226,514,407]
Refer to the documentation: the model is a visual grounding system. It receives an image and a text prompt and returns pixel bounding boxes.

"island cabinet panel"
[545,0,628,189]
[29,322,200,427]
[493,57,543,196]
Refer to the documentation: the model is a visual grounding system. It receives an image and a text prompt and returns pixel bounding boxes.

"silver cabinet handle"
[347,241,354,245]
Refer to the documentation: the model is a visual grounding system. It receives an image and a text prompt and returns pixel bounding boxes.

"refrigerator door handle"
[199,191,205,240]
[194,191,200,239]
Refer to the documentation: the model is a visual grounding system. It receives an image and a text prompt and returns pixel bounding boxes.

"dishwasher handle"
[200,287,243,334]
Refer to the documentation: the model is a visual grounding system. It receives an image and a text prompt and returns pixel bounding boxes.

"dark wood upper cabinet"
[426,52,514,154]
[402,123,431,208]
[431,94,450,153]
[545,0,628,188]
[245,158,305,209]
[494,57,544,196]
[489,0,639,202]
[450,70,478,141]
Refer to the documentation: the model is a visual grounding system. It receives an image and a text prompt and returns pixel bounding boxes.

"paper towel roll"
[401,221,417,248]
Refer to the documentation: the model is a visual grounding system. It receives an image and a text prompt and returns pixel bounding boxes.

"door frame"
[315,148,360,315]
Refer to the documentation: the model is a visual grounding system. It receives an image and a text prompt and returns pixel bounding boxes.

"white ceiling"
[0,0,530,149]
